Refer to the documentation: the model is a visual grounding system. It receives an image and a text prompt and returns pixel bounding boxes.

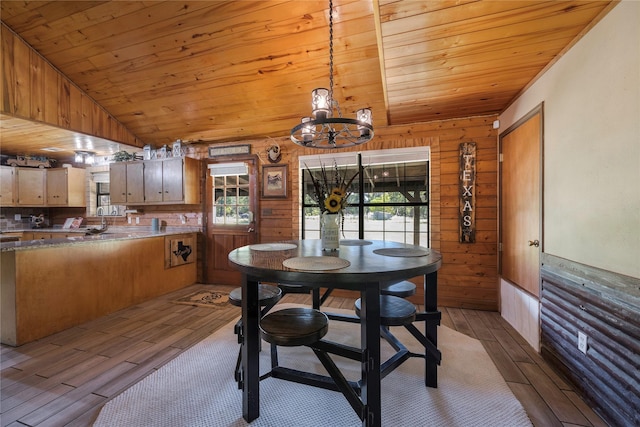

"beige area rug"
[172,290,230,308]
[94,304,532,427]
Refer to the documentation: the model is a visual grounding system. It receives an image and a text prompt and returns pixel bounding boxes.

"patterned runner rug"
[94,304,532,426]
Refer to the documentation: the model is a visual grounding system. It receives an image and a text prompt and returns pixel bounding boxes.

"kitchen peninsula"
[1,229,198,346]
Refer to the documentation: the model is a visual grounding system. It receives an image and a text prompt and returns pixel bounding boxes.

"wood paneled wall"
[192,115,499,310]
[0,23,140,146]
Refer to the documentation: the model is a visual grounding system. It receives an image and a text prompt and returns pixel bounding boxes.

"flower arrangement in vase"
[305,161,360,250]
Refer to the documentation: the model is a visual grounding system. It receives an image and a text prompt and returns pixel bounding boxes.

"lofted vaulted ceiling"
[0,0,615,161]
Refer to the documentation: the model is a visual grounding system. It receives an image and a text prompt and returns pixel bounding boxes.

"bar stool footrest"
[270,365,361,395]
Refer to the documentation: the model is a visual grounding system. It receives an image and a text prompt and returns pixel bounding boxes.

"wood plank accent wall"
[192,115,499,310]
[540,253,640,427]
[0,23,140,146]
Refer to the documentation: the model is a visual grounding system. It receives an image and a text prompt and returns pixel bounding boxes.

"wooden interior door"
[205,156,258,285]
[500,108,542,297]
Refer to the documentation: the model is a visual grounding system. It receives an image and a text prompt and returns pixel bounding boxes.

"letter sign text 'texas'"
[459,142,476,243]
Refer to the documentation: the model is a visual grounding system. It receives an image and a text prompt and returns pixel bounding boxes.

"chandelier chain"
[328,0,334,108]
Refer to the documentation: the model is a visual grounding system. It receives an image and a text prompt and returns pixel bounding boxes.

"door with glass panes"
[205,157,258,285]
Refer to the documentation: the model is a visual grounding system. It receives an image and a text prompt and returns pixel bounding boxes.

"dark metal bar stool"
[379,281,442,370]
[355,294,441,378]
[277,283,334,309]
[381,280,417,298]
[355,294,416,325]
[260,307,367,420]
[260,307,328,346]
[229,284,282,388]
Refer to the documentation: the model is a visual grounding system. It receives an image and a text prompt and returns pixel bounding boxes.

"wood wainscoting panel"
[540,253,639,427]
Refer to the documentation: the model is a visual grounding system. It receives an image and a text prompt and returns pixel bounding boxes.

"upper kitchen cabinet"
[144,157,198,204]
[16,168,45,206]
[109,161,145,205]
[0,166,16,206]
[110,157,200,206]
[1,166,87,207]
[46,167,86,207]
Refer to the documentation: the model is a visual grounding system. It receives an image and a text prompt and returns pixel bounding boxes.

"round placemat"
[249,243,297,251]
[373,248,429,257]
[282,256,351,271]
[339,239,373,246]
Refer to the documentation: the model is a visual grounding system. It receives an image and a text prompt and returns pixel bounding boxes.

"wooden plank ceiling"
[0,0,614,161]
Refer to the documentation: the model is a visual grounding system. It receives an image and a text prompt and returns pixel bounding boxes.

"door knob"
[528,240,540,247]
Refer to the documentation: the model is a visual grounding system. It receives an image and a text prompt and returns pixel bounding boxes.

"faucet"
[96,207,107,230]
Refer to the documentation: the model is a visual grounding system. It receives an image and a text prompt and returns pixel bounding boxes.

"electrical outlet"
[128,216,132,224]
[136,217,140,224]
[578,331,588,354]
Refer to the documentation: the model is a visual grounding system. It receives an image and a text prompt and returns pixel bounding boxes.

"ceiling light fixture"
[290,0,373,149]
[74,151,95,165]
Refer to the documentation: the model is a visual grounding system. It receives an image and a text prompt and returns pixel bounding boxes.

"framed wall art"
[262,164,287,198]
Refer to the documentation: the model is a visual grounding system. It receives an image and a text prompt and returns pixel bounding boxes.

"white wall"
[498,1,639,350]
[500,1,640,279]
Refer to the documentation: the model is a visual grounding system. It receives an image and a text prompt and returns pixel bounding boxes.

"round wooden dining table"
[228,239,442,427]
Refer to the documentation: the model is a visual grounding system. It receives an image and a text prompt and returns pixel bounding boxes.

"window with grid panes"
[300,148,430,246]
[212,174,251,225]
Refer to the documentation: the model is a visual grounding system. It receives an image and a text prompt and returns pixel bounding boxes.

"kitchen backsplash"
[0,207,52,230]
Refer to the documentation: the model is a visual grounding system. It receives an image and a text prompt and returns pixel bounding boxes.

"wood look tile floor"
[1,284,608,427]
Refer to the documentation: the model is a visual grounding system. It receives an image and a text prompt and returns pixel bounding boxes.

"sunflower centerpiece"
[306,161,359,250]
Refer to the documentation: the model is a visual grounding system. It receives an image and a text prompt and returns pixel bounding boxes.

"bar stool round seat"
[260,307,329,347]
[229,284,282,308]
[355,295,416,326]
[381,280,417,298]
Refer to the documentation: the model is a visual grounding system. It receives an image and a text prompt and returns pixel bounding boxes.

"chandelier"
[290,0,373,149]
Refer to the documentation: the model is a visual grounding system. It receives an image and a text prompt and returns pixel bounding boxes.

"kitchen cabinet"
[46,167,86,206]
[1,166,86,207]
[143,160,164,203]
[1,233,198,346]
[109,161,144,204]
[110,157,200,205]
[23,231,79,240]
[0,166,16,206]
[16,168,46,206]
[144,157,197,203]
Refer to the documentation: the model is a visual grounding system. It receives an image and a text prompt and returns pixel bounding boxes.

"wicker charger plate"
[373,248,429,257]
[282,256,351,271]
[249,243,297,251]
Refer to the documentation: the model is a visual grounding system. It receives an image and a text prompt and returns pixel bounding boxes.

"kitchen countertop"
[0,227,200,252]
